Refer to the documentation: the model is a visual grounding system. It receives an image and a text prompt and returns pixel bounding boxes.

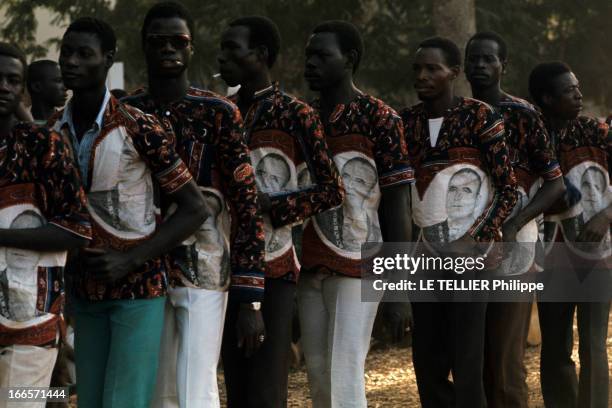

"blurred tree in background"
[1,0,611,112]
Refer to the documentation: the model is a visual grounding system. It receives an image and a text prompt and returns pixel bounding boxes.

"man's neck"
[30,100,56,122]
[0,114,16,139]
[543,112,570,133]
[236,71,272,116]
[423,88,457,118]
[318,76,359,123]
[148,72,190,105]
[471,83,507,107]
[71,84,107,138]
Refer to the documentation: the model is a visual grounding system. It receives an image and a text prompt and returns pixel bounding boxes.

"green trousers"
[73,296,165,408]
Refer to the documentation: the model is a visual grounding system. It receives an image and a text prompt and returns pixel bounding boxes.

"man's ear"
[104,50,116,71]
[542,93,553,109]
[450,65,460,80]
[345,49,358,72]
[30,81,42,94]
[501,60,508,75]
[256,45,269,66]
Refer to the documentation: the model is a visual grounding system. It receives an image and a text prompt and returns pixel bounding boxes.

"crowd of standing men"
[0,1,609,407]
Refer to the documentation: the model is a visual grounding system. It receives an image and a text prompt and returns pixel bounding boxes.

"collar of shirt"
[229,82,278,105]
[58,88,112,184]
[252,83,276,101]
[311,90,365,124]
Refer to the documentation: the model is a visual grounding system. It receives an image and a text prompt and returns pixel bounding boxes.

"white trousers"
[152,287,228,408]
[297,273,379,408]
[0,345,58,408]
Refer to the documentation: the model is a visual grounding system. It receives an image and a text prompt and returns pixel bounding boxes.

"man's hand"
[502,220,519,243]
[236,307,266,358]
[83,248,138,283]
[446,233,478,256]
[577,213,609,244]
[382,303,411,343]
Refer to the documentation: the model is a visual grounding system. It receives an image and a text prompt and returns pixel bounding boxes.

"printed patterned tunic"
[401,97,518,247]
[0,123,91,347]
[123,87,266,302]
[543,116,611,260]
[495,95,562,275]
[231,83,344,282]
[50,94,193,301]
[302,92,413,278]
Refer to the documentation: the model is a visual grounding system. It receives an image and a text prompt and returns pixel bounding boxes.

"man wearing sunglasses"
[49,16,207,408]
[123,3,266,408]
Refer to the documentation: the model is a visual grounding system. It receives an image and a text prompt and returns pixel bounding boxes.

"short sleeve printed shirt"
[543,116,612,260]
[401,97,518,245]
[0,123,91,347]
[495,95,562,275]
[50,95,193,301]
[302,93,414,277]
[123,87,266,303]
[231,83,344,282]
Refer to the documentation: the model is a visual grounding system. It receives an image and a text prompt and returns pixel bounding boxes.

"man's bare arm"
[84,180,207,282]
[0,225,88,251]
[503,177,565,241]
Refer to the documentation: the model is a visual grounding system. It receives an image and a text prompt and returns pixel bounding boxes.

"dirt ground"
[65,312,611,407]
[218,312,612,408]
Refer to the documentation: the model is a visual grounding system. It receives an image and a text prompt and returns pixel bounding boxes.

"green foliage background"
[1,0,611,111]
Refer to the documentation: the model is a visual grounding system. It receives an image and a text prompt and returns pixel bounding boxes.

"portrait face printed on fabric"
[412,164,491,245]
[446,168,482,223]
[87,136,156,239]
[3,210,45,322]
[196,192,223,249]
[5,211,44,272]
[342,157,377,210]
[297,164,312,189]
[552,162,611,260]
[255,153,291,193]
[581,166,606,220]
[314,153,382,258]
[195,191,229,287]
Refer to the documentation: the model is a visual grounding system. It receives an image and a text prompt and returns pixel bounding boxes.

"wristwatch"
[241,301,261,311]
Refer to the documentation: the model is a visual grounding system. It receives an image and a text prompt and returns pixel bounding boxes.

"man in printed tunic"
[219,15,343,408]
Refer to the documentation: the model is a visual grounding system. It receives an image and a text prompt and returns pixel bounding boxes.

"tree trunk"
[432,0,476,97]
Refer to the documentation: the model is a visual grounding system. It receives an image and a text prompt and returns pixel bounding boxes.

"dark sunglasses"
[146,34,192,50]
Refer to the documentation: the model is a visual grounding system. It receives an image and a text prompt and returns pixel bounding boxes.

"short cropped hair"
[528,61,572,107]
[0,42,27,78]
[27,60,58,93]
[65,17,116,54]
[466,31,508,62]
[141,1,195,45]
[229,16,281,68]
[418,36,461,67]
[312,20,364,73]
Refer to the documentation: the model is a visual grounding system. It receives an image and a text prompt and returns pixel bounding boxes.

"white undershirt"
[428,117,444,147]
